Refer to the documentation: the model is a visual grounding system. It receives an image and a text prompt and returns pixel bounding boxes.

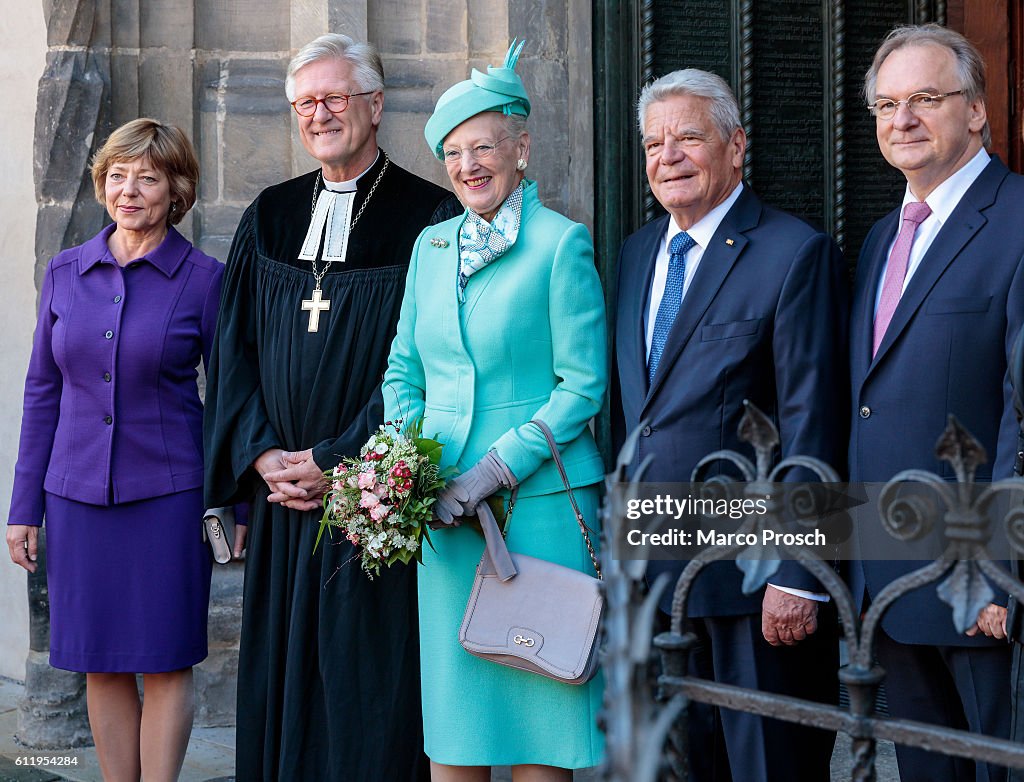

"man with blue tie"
[849,24,1024,782]
[612,69,848,782]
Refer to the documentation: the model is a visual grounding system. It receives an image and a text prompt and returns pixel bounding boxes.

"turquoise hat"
[424,40,531,160]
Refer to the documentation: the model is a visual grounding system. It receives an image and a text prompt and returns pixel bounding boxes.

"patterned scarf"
[456,180,527,303]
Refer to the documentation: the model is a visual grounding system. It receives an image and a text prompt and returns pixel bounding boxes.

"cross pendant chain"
[299,155,390,335]
[301,286,331,332]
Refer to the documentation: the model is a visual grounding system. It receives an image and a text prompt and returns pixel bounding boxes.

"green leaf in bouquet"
[388,548,419,567]
[414,437,444,465]
[485,495,510,531]
[404,416,424,439]
[421,523,437,555]
[313,495,334,555]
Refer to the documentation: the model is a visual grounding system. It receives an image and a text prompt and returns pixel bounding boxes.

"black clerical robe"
[204,152,458,782]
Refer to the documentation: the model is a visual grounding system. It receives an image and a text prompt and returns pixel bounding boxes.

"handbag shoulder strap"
[477,501,518,581]
[529,420,602,579]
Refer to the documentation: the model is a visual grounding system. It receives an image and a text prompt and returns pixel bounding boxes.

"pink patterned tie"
[872,201,932,356]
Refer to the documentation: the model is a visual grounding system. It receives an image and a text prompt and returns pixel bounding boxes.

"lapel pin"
[725,238,735,246]
[429,237,449,248]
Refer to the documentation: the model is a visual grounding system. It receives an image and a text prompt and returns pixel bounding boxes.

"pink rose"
[359,490,380,509]
[373,483,388,498]
[357,471,376,490]
[370,503,391,522]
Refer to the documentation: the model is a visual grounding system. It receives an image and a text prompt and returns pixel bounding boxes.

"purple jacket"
[8,225,224,525]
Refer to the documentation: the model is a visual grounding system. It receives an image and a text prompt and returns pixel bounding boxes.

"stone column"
[18,533,91,749]
[20,0,111,748]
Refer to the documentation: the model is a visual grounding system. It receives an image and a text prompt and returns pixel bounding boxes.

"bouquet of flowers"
[316,418,449,578]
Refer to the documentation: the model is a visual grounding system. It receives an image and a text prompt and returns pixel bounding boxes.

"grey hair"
[637,69,741,140]
[285,33,384,101]
[497,113,528,139]
[864,24,990,148]
[443,112,527,148]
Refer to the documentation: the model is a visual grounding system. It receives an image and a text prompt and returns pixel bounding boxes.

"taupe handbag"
[458,420,603,685]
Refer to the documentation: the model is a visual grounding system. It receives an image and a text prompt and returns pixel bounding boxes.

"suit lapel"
[426,219,468,357]
[643,189,759,409]
[619,216,666,399]
[853,210,898,385]
[868,158,1005,371]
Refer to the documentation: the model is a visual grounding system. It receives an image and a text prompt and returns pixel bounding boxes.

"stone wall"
[0,0,47,685]
[8,0,592,746]
[30,0,594,312]
[198,0,594,265]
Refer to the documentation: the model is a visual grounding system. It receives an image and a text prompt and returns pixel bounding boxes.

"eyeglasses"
[441,137,512,165]
[867,90,964,120]
[290,92,375,117]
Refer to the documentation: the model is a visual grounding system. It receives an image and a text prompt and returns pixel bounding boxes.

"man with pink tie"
[849,23,1024,782]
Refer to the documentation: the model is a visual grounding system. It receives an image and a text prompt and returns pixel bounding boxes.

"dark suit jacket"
[612,186,849,616]
[849,157,1024,646]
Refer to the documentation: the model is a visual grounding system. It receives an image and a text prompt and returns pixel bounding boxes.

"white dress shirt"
[874,147,990,312]
[645,183,744,357]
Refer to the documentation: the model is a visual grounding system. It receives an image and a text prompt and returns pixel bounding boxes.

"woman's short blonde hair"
[90,118,200,226]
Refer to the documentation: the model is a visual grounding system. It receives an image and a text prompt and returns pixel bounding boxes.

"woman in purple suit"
[5,118,224,782]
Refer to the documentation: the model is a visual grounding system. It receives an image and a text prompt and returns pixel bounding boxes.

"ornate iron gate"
[599,399,1024,780]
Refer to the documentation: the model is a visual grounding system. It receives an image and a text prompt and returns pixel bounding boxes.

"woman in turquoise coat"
[383,41,607,781]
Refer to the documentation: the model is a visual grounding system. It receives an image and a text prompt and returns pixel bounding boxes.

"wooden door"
[949,0,1023,172]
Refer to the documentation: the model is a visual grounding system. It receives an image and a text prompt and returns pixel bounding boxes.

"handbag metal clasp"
[513,634,535,647]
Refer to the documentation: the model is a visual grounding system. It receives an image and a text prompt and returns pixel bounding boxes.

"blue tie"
[648,231,696,383]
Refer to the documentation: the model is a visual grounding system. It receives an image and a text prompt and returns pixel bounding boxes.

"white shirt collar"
[901,146,989,222]
[665,182,745,250]
[644,182,745,358]
[322,150,380,193]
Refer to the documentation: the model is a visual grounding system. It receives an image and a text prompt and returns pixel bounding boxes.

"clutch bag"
[202,507,236,565]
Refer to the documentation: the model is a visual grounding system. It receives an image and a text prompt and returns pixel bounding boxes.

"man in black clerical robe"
[203,34,458,782]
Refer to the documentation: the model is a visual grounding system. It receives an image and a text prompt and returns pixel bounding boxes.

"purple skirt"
[44,489,211,673]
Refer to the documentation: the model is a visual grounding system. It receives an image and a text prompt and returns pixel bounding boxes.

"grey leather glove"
[433,451,518,527]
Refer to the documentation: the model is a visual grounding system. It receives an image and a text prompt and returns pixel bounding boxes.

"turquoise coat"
[384,180,606,491]
[383,180,607,767]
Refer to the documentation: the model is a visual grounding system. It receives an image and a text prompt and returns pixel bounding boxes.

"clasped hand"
[966,603,1007,640]
[256,447,328,513]
[762,585,819,646]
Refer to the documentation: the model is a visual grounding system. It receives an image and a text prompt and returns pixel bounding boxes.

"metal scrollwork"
[876,473,945,541]
[867,417,1024,635]
[601,404,1024,781]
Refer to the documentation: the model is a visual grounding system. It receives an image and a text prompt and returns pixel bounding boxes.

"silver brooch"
[429,237,449,248]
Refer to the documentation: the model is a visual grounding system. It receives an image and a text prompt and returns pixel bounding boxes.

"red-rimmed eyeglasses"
[290,92,375,117]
